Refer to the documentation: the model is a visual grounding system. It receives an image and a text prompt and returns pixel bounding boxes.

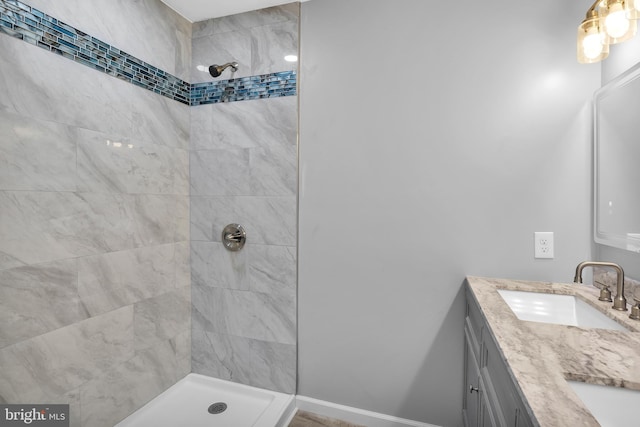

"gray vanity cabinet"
[464,332,498,427]
[463,286,534,427]
[464,340,480,425]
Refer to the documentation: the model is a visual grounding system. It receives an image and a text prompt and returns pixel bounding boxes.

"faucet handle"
[595,281,613,302]
[630,299,640,320]
[630,287,640,320]
[599,287,613,303]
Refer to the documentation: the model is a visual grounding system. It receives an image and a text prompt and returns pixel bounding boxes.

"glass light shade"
[577,17,610,63]
[604,1,637,43]
[624,0,640,18]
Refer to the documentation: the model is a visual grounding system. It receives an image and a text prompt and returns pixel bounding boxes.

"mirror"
[594,62,640,252]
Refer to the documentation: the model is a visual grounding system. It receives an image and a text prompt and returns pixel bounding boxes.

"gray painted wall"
[298,1,600,425]
[0,1,192,426]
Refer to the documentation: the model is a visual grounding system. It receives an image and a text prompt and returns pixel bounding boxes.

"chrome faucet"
[574,261,627,311]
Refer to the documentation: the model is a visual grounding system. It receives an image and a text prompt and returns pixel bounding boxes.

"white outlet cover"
[534,231,554,259]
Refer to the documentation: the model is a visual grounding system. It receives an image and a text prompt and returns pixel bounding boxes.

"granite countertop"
[466,276,640,427]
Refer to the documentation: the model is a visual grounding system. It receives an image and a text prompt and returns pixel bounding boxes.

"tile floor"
[288,410,365,427]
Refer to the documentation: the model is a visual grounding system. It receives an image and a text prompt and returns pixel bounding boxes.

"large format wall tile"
[0,35,133,136]
[0,192,189,268]
[3,306,134,399]
[80,339,183,426]
[174,241,191,289]
[190,102,297,197]
[0,1,191,423]
[192,285,295,345]
[193,4,298,39]
[133,285,191,352]
[130,88,190,150]
[25,0,192,82]
[189,7,298,393]
[249,139,297,196]
[0,111,77,192]
[173,329,191,378]
[77,129,189,196]
[0,0,297,420]
[0,191,134,267]
[191,241,249,290]
[190,196,296,245]
[247,244,296,298]
[0,345,47,403]
[191,29,251,81]
[132,194,190,245]
[0,351,83,427]
[191,241,295,298]
[250,20,298,76]
[0,259,86,349]
[77,244,179,317]
[191,3,298,81]
[190,148,251,196]
[191,329,295,393]
[191,97,297,151]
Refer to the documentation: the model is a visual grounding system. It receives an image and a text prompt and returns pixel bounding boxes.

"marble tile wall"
[190,3,299,394]
[0,0,297,106]
[0,1,191,426]
[1,1,298,424]
[24,0,192,82]
[191,3,299,82]
[0,0,191,104]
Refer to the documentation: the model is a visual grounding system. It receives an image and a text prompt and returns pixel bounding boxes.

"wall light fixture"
[578,0,639,63]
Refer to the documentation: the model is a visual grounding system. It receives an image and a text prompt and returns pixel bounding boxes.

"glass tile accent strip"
[0,0,297,105]
[191,71,297,106]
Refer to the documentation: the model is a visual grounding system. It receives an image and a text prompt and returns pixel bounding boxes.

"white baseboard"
[276,395,298,427]
[294,396,441,427]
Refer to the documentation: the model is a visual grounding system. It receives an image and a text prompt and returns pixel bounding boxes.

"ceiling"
[159,0,308,23]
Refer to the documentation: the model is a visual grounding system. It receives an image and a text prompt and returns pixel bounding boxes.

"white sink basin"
[568,381,640,427]
[497,290,627,331]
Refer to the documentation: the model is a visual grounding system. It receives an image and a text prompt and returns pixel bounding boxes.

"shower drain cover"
[208,402,228,415]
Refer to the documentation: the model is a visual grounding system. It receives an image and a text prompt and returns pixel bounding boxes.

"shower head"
[209,62,239,78]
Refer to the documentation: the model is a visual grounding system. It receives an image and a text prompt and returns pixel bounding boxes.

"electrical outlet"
[534,232,554,259]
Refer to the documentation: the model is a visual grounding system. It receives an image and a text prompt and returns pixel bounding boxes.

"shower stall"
[0,0,299,425]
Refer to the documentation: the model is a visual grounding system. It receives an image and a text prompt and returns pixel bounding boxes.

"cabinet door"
[515,408,534,427]
[483,327,527,427]
[480,382,498,427]
[463,332,480,427]
[465,289,483,358]
[479,366,506,427]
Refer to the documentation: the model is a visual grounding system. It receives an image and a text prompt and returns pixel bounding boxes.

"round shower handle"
[222,224,246,251]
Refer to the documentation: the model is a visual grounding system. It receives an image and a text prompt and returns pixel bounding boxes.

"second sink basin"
[497,290,627,331]
[568,381,640,427]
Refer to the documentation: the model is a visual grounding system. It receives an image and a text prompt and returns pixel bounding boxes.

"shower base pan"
[116,373,295,427]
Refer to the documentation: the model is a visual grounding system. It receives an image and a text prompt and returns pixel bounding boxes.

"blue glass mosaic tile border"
[191,71,297,106]
[0,0,191,104]
[0,0,297,106]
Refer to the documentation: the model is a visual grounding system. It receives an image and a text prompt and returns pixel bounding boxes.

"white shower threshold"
[115,373,296,427]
